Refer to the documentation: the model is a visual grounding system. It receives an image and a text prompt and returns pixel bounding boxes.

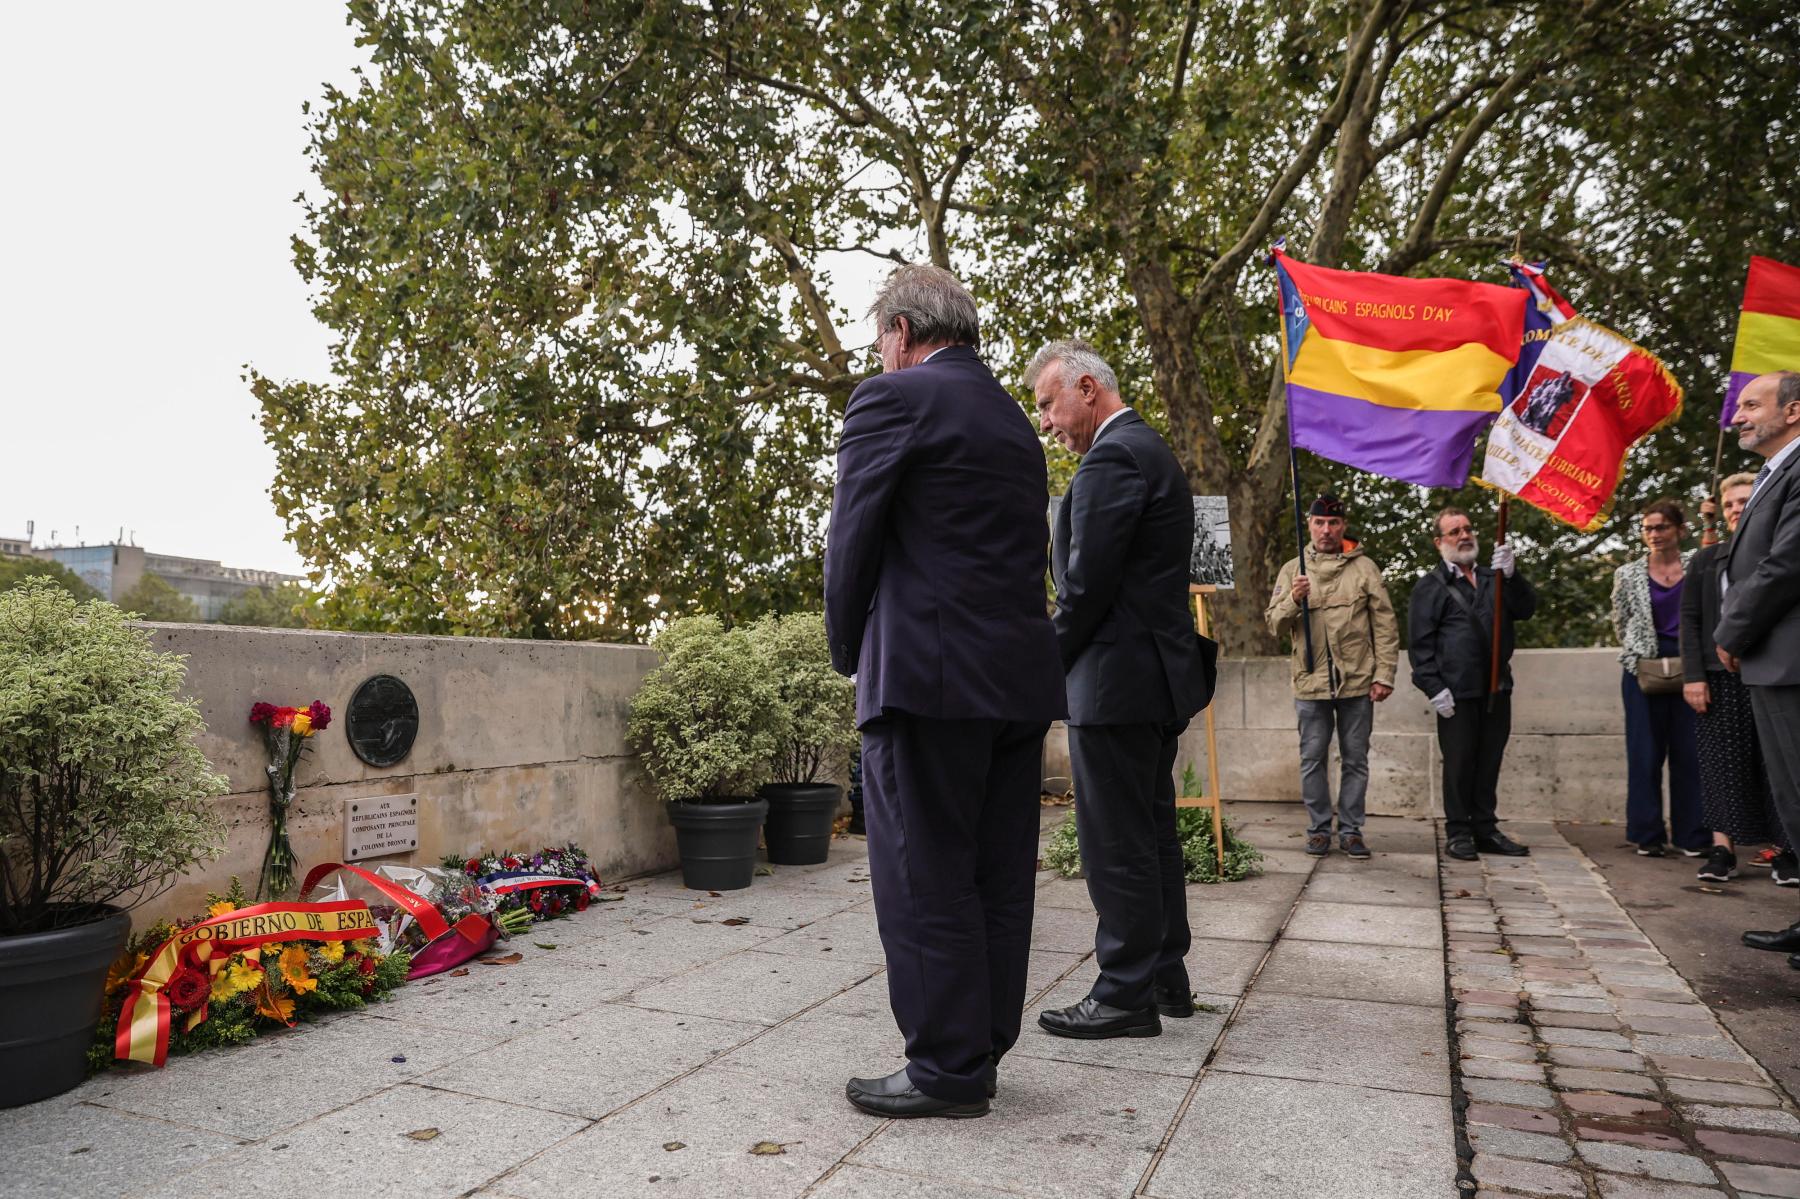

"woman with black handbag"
[1612,498,1705,857]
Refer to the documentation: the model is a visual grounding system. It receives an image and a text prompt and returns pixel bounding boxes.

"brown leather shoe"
[1305,833,1331,856]
[1341,833,1371,859]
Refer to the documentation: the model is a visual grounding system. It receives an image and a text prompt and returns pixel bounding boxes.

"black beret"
[1308,493,1346,518]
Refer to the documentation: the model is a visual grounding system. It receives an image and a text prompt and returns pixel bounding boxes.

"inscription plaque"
[346,674,419,767]
[344,794,419,861]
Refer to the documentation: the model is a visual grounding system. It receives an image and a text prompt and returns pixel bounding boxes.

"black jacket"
[1717,444,1800,686]
[1051,410,1217,725]
[1408,561,1538,701]
[1679,540,1729,681]
[824,345,1067,727]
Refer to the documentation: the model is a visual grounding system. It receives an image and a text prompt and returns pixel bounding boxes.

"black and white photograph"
[1189,496,1234,589]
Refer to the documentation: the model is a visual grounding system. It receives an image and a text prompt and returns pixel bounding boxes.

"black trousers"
[860,713,1049,1103]
[1068,720,1192,1011]
[1437,691,1511,842]
[1748,684,1800,872]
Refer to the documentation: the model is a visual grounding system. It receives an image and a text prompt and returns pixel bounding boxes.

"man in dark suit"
[1717,371,1800,969]
[1027,339,1217,1040]
[825,265,1068,1118]
[1407,507,1536,862]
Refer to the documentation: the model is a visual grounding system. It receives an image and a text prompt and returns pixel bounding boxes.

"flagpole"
[1288,440,1316,675]
[1487,498,1510,712]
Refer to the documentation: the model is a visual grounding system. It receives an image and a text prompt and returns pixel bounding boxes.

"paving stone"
[1302,869,1440,908]
[1463,1057,1550,1082]
[1594,1176,1732,1199]
[625,948,878,1026]
[1212,992,1450,1096]
[419,1003,762,1119]
[1462,1003,1527,1020]
[709,1008,910,1089]
[1148,1072,1454,1199]
[1181,898,1293,942]
[757,910,890,965]
[1633,1034,1750,1063]
[1164,935,1269,997]
[1459,988,1526,1007]
[1256,939,1445,1007]
[1694,1130,1800,1166]
[1468,1124,1574,1161]
[1577,1142,1719,1184]
[1535,1010,1624,1031]
[0,1097,243,1199]
[1549,1046,1645,1071]
[1552,1068,1658,1096]
[1561,1093,1670,1120]
[804,1164,1023,1198]
[1664,1079,1784,1105]
[1463,1036,1541,1062]
[1523,966,1596,983]
[1717,1162,1800,1195]
[1029,904,1109,953]
[1532,995,1614,1014]
[1610,986,1699,1004]
[1013,978,1230,1077]
[860,1055,1191,1199]
[1617,999,1706,1020]
[1679,1105,1800,1134]
[1469,1153,1586,1197]
[1538,1027,1633,1051]
[1620,1015,1721,1037]
[1459,1020,1533,1042]
[1461,1078,1557,1108]
[1468,1103,1562,1134]
[1283,900,1442,949]
[495,1065,874,1199]
[1575,1121,1688,1150]
[1648,1056,1765,1084]
[141,1084,587,1199]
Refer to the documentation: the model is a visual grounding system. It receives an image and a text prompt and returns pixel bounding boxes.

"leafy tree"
[117,574,201,623]
[0,556,99,602]
[218,583,319,629]
[256,0,1797,650]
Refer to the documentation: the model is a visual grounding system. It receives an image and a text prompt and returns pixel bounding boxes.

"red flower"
[575,891,590,912]
[271,707,298,730]
[528,893,544,912]
[249,702,277,726]
[502,856,521,869]
[464,858,481,874]
[306,701,332,732]
[358,955,377,976]
[166,967,210,1013]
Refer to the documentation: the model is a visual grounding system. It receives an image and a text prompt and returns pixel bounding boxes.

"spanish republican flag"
[1723,256,1800,427]
[1274,248,1525,488]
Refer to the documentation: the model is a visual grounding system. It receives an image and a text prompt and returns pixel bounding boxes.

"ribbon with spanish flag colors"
[114,898,379,1066]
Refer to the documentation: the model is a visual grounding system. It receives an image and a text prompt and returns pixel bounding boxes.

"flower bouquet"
[299,861,517,979]
[446,844,602,923]
[96,879,408,1070]
[248,700,332,899]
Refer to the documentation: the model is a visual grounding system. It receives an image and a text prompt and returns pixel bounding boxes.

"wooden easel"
[1175,584,1227,872]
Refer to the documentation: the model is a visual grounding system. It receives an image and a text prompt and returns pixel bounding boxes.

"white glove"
[1429,688,1456,719]
[1491,542,1516,578]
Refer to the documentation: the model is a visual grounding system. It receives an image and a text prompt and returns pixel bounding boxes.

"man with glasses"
[1407,507,1537,861]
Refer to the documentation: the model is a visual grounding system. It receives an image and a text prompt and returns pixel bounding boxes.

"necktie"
[1754,463,1772,490]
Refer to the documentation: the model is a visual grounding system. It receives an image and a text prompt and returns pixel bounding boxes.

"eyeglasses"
[1437,524,1474,538]
[1641,521,1677,533]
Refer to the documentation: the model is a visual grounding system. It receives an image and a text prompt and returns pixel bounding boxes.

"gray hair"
[868,264,981,348]
[1777,370,1800,408]
[1023,338,1120,395]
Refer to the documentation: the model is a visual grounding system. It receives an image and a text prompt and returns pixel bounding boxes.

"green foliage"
[1043,799,1264,886]
[254,0,1798,650]
[116,573,199,623]
[626,615,787,802]
[746,612,857,784]
[218,582,319,629]
[0,556,99,601]
[0,579,228,934]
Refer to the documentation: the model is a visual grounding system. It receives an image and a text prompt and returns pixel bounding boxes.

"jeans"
[1296,696,1373,837]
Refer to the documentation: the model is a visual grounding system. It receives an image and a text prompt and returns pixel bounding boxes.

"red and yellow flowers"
[248,698,333,898]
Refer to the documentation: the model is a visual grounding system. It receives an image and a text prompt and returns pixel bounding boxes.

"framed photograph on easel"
[1180,496,1235,868]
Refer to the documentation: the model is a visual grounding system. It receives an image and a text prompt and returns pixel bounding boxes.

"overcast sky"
[1,5,370,574]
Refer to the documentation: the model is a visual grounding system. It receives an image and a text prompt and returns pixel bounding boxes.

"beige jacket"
[1265,547,1400,699]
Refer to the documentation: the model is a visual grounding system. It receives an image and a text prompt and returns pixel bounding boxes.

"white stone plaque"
[343,794,419,861]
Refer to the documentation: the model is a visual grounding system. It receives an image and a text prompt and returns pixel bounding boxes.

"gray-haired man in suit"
[1717,370,1800,970]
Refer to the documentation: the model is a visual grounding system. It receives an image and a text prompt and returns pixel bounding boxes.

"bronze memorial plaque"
[345,674,419,767]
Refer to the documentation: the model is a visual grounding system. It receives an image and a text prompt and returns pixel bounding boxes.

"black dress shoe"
[1446,837,1478,861]
[1476,832,1530,857]
[1154,986,1196,1019]
[846,1068,988,1119]
[1742,923,1800,953]
[1789,953,1800,971]
[1038,996,1161,1040]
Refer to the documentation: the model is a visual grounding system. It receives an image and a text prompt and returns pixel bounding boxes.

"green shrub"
[626,615,788,802]
[1042,804,1264,885]
[0,579,228,934]
[747,612,857,784]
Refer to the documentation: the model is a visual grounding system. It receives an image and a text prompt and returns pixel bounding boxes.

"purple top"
[1650,575,1682,656]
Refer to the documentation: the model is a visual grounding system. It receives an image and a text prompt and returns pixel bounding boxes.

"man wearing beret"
[1266,494,1400,858]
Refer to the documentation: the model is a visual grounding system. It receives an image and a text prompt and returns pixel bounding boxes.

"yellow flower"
[207,900,235,918]
[291,712,313,736]
[317,941,346,964]
[211,959,263,1002]
[105,950,150,997]
[277,945,318,995]
[255,988,295,1023]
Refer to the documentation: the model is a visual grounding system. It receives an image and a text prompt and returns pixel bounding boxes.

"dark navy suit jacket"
[825,345,1068,727]
[1051,410,1217,726]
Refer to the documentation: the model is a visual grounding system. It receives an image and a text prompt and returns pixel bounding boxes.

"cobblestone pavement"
[0,802,1461,1199]
[1447,821,1800,1198]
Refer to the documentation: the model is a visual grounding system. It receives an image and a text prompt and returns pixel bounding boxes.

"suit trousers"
[860,713,1049,1103]
[1437,692,1511,842]
[1621,670,1706,851]
[1748,684,1800,872]
[1068,721,1193,1011]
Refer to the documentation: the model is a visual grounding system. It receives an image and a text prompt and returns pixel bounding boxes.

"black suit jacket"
[1051,410,1216,726]
[1679,540,1729,680]
[1717,443,1800,685]
[1408,562,1537,701]
[824,346,1068,727]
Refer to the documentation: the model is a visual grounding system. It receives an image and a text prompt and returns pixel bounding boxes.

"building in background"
[0,534,31,557]
[27,540,303,621]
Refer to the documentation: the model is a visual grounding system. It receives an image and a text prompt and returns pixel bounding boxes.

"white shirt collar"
[920,346,951,364]
[1754,435,1800,494]
[1095,406,1133,440]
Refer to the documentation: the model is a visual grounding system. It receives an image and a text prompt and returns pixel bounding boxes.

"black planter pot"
[1,906,131,1108]
[760,783,842,866]
[667,798,769,890]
